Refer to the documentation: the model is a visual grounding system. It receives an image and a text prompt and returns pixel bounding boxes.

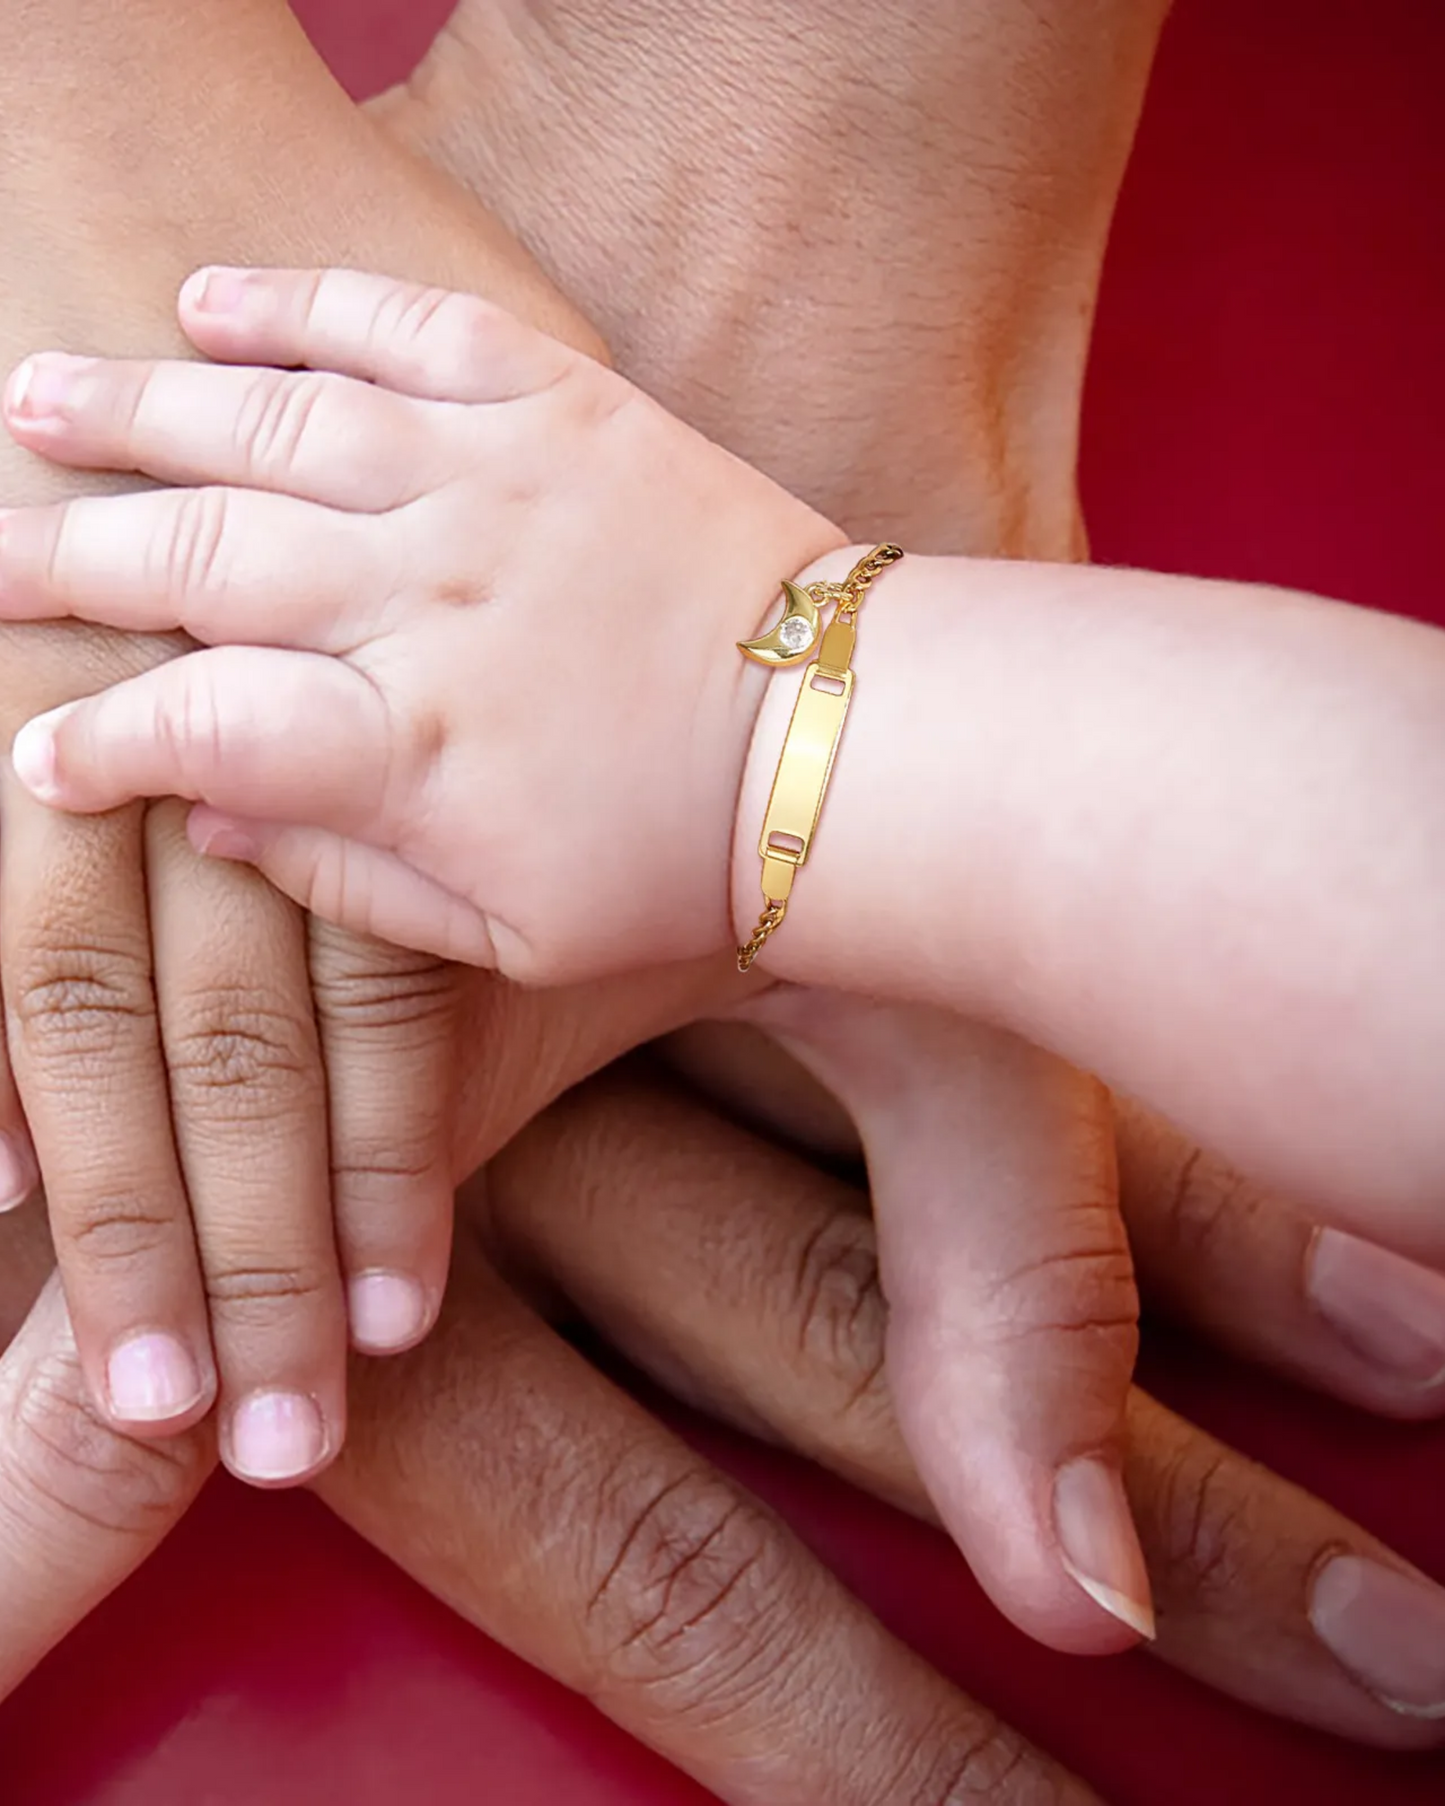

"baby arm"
[2,267,1440,1256]
[741,548,1445,1250]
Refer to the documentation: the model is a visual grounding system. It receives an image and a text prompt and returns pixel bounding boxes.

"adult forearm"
[384,0,1173,557]
[0,0,597,506]
[738,554,1445,1236]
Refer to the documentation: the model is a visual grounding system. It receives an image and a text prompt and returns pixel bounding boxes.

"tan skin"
[0,0,1441,1793]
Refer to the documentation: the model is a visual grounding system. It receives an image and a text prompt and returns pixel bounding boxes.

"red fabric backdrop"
[1,2,1441,1800]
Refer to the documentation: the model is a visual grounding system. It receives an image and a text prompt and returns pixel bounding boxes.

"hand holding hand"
[0,266,840,979]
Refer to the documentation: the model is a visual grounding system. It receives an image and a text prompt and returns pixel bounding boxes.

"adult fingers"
[0,856,39,1214]
[176,265,576,403]
[144,803,346,1488]
[485,1066,1445,1745]
[4,350,454,510]
[13,647,396,831]
[668,1030,1445,1426]
[0,486,391,651]
[318,1233,1105,1806]
[755,991,1148,1655]
[189,811,497,967]
[0,1271,211,1701]
[1115,1096,1445,1421]
[1,773,216,1436]
[305,920,459,1358]
[0,1196,56,1352]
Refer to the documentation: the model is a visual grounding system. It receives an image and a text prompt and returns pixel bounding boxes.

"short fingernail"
[192,818,261,863]
[348,1270,429,1354]
[1054,1456,1156,1641]
[1307,1228,1445,1388]
[1311,1555,1445,1718]
[229,1390,328,1483]
[11,710,68,804]
[0,1131,38,1212]
[4,352,93,424]
[107,1332,206,1423]
[182,267,257,318]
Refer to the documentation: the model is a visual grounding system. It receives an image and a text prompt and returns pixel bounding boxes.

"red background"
[2,1,1441,1800]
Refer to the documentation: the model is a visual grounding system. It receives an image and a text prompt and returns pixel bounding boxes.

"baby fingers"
[186,812,497,967]
[9,649,409,840]
[175,265,578,404]
[0,487,391,652]
[3,347,458,510]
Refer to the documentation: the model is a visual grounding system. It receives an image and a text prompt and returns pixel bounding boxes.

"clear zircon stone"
[778,614,814,653]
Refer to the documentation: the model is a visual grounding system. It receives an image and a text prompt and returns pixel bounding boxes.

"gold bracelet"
[736,544,903,971]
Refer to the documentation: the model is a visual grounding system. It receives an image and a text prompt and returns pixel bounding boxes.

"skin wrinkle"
[382,0,1168,556]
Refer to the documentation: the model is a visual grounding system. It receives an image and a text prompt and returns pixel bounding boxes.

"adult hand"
[0,1071,1440,1806]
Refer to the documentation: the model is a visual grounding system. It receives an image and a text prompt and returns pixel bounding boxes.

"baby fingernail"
[193,819,261,863]
[0,1132,38,1212]
[348,1271,429,1354]
[229,1390,328,1483]
[183,267,256,317]
[107,1332,206,1423]
[1307,1228,1445,1388]
[1054,1455,1156,1641]
[1311,1555,1445,1718]
[10,712,64,804]
[5,353,91,424]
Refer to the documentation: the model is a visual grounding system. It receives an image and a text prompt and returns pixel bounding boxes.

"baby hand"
[0,268,841,981]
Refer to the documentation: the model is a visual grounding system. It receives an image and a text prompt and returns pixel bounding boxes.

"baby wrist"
[729,543,901,974]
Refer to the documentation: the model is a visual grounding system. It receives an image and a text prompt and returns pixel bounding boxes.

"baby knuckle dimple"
[583,1459,806,1711]
[152,487,232,606]
[232,368,331,480]
[6,1346,201,1540]
[151,653,233,782]
[9,935,156,1063]
[373,280,471,366]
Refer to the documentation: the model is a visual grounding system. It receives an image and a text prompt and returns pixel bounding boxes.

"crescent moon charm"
[737,581,823,667]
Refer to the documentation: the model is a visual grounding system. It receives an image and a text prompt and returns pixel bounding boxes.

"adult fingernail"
[0,1132,38,1212]
[182,267,256,318]
[107,1332,206,1423]
[4,353,91,423]
[1054,1456,1156,1640]
[229,1390,328,1483]
[1311,1555,1445,1718]
[348,1270,429,1354]
[1307,1229,1445,1388]
[11,711,66,804]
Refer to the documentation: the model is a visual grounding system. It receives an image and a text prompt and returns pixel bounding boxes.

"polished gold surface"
[737,579,823,666]
[736,544,903,971]
[757,664,855,869]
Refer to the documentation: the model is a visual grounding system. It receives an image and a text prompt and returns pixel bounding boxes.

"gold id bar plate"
[758,661,855,873]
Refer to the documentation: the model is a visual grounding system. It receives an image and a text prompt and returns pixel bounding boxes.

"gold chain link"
[736,898,787,971]
[735,544,903,973]
[808,540,903,622]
